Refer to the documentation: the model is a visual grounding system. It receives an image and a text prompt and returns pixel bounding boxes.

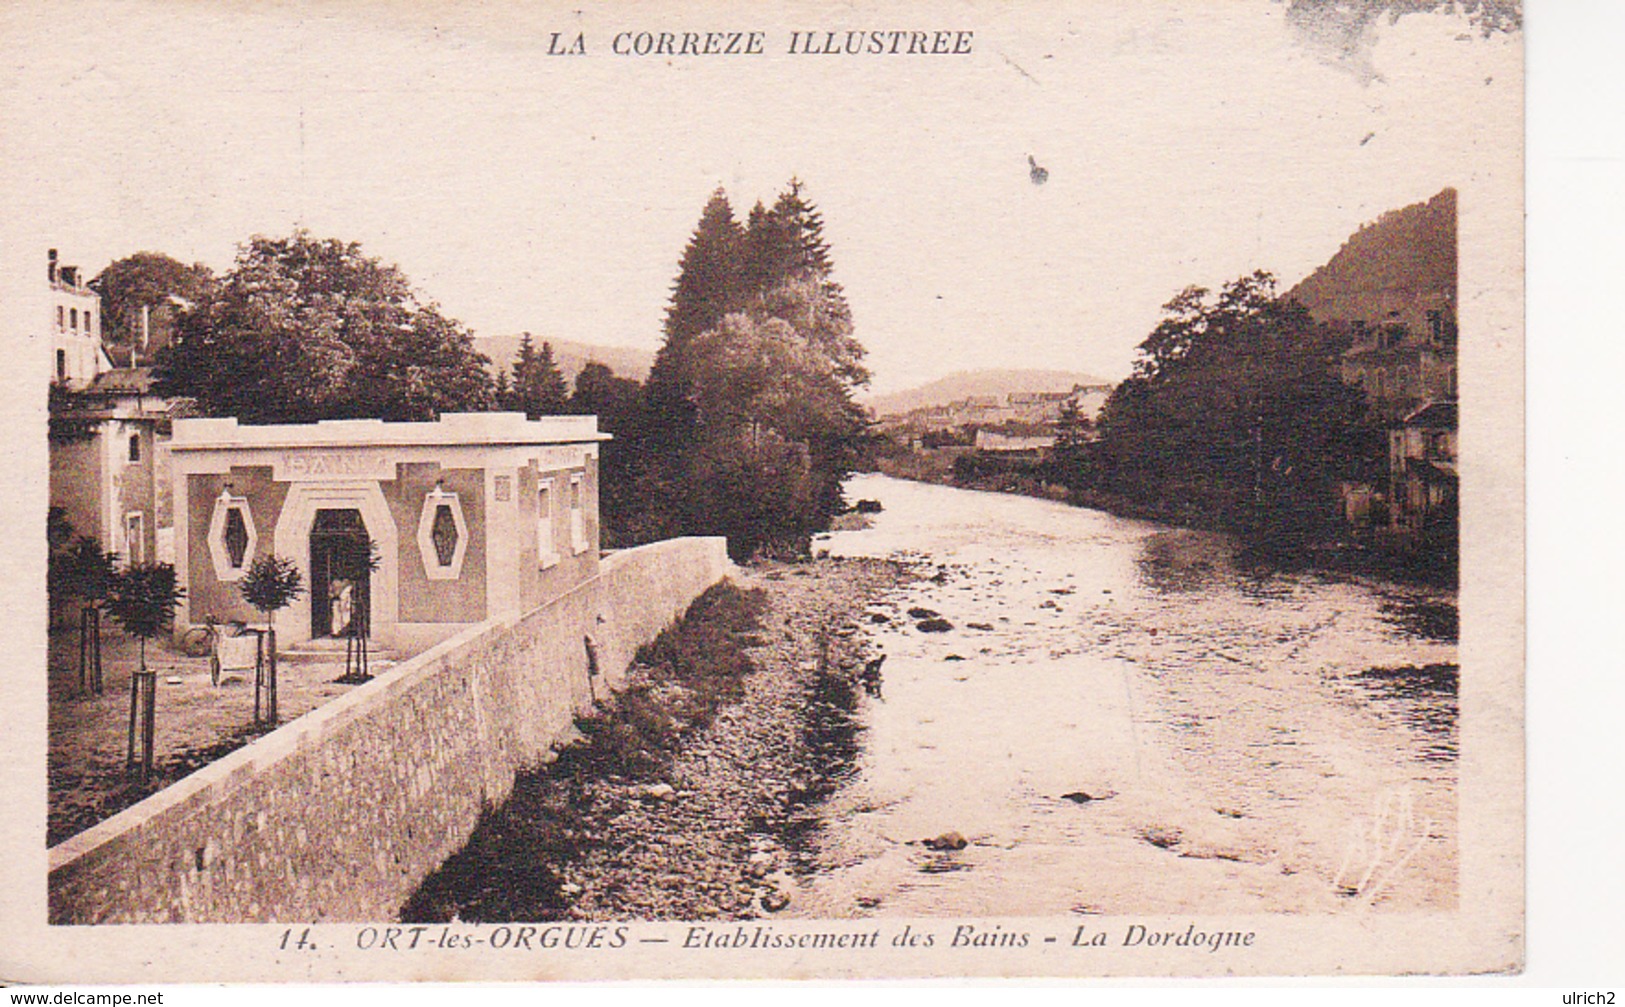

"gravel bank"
[402,555,913,922]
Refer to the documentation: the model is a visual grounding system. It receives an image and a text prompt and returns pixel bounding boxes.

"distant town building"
[47,249,111,389]
[1286,188,1458,530]
[167,413,606,651]
[879,382,1114,437]
[973,430,1056,455]
[1338,316,1457,424]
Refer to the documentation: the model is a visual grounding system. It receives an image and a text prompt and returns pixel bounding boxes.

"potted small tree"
[104,562,185,783]
[238,553,305,725]
[333,534,381,685]
[49,526,119,695]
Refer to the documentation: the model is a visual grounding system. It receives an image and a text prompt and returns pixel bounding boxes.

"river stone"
[1060,789,1117,804]
[916,618,954,633]
[924,831,968,851]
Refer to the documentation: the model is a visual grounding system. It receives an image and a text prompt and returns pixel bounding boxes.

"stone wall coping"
[172,412,608,451]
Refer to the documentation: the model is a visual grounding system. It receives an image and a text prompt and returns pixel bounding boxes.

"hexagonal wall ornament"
[207,488,257,581]
[417,482,468,581]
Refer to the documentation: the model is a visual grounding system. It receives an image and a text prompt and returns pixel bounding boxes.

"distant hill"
[474,335,654,384]
[867,369,1111,418]
[1284,187,1456,332]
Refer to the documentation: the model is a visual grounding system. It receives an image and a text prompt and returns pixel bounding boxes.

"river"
[793,473,1458,917]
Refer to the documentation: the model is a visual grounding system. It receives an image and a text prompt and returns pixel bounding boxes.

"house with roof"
[1388,400,1457,535]
[49,365,173,569]
[47,249,112,389]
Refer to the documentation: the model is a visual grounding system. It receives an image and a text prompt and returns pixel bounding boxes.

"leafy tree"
[639,180,870,557]
[568,362,653,547]
[1048,398,1096,488]
[105,563,185,673]
[50,535,119,611]
[569,361,641,421]
[90,252,215,365]
[1089,272,1380,546]
[238,553,305,717]
[682,313,867,557]
[239,553,304,650]
[154,232,493,422]
[510,334,569,418]
[48,515,121,690]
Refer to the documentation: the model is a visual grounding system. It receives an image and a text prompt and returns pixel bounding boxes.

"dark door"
[309,509,372,639]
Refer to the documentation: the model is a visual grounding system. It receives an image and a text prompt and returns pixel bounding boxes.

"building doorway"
[309,509,373,639]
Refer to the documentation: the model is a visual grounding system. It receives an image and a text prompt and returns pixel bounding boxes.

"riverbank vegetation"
[401,559,904,922]
[876,272,1455,586]
[628,182,871,559]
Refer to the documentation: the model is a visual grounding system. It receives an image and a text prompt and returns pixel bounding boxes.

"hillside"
[1284,187,1456,330]
[867,369,1110,418]
[473,335,654,384]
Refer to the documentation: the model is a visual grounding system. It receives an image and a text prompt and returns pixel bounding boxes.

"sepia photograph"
[1,0,1525,983]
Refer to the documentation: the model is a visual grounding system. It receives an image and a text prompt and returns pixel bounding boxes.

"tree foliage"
[640,181,870,558]
[568,362,656,547]
[48,512,119,611]
[91,252,215,364]
[239,553,305,620]
[507,334,569,418]
[105,563,185,669]
[644,189,746,455]
[154,232,493,423]
[1084,272,1382,546]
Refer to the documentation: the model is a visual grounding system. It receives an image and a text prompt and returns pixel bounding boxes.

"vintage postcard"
[1,0,1523,983]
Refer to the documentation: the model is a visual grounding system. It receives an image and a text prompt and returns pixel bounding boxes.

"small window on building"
[569,473,587,555]
[70,308,78,331]
[85,309,94,335]
[223,506,249,569]
[537,479,558,568]
[125,512,145,566]
[416,484,467,580]
[207,489,257,580]
[56,349,66,381]
[57,306,65,330]
[430,503,459,567]
[128,433,141,462]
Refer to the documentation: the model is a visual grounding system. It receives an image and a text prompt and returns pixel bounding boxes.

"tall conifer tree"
[646,188,745,446]
[510,333,569,418]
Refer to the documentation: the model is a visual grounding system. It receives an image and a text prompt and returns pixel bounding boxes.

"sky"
[0,0,1519,395]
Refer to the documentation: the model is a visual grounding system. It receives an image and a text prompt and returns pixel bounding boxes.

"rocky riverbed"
[401,555,914,923]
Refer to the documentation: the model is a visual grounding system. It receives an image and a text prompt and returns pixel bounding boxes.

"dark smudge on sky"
[1281,0,1521,85]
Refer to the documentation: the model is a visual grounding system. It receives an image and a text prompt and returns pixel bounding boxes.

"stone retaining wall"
[47,537,732,924]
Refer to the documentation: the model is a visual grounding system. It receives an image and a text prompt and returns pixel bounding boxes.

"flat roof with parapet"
[171,412,610,451]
